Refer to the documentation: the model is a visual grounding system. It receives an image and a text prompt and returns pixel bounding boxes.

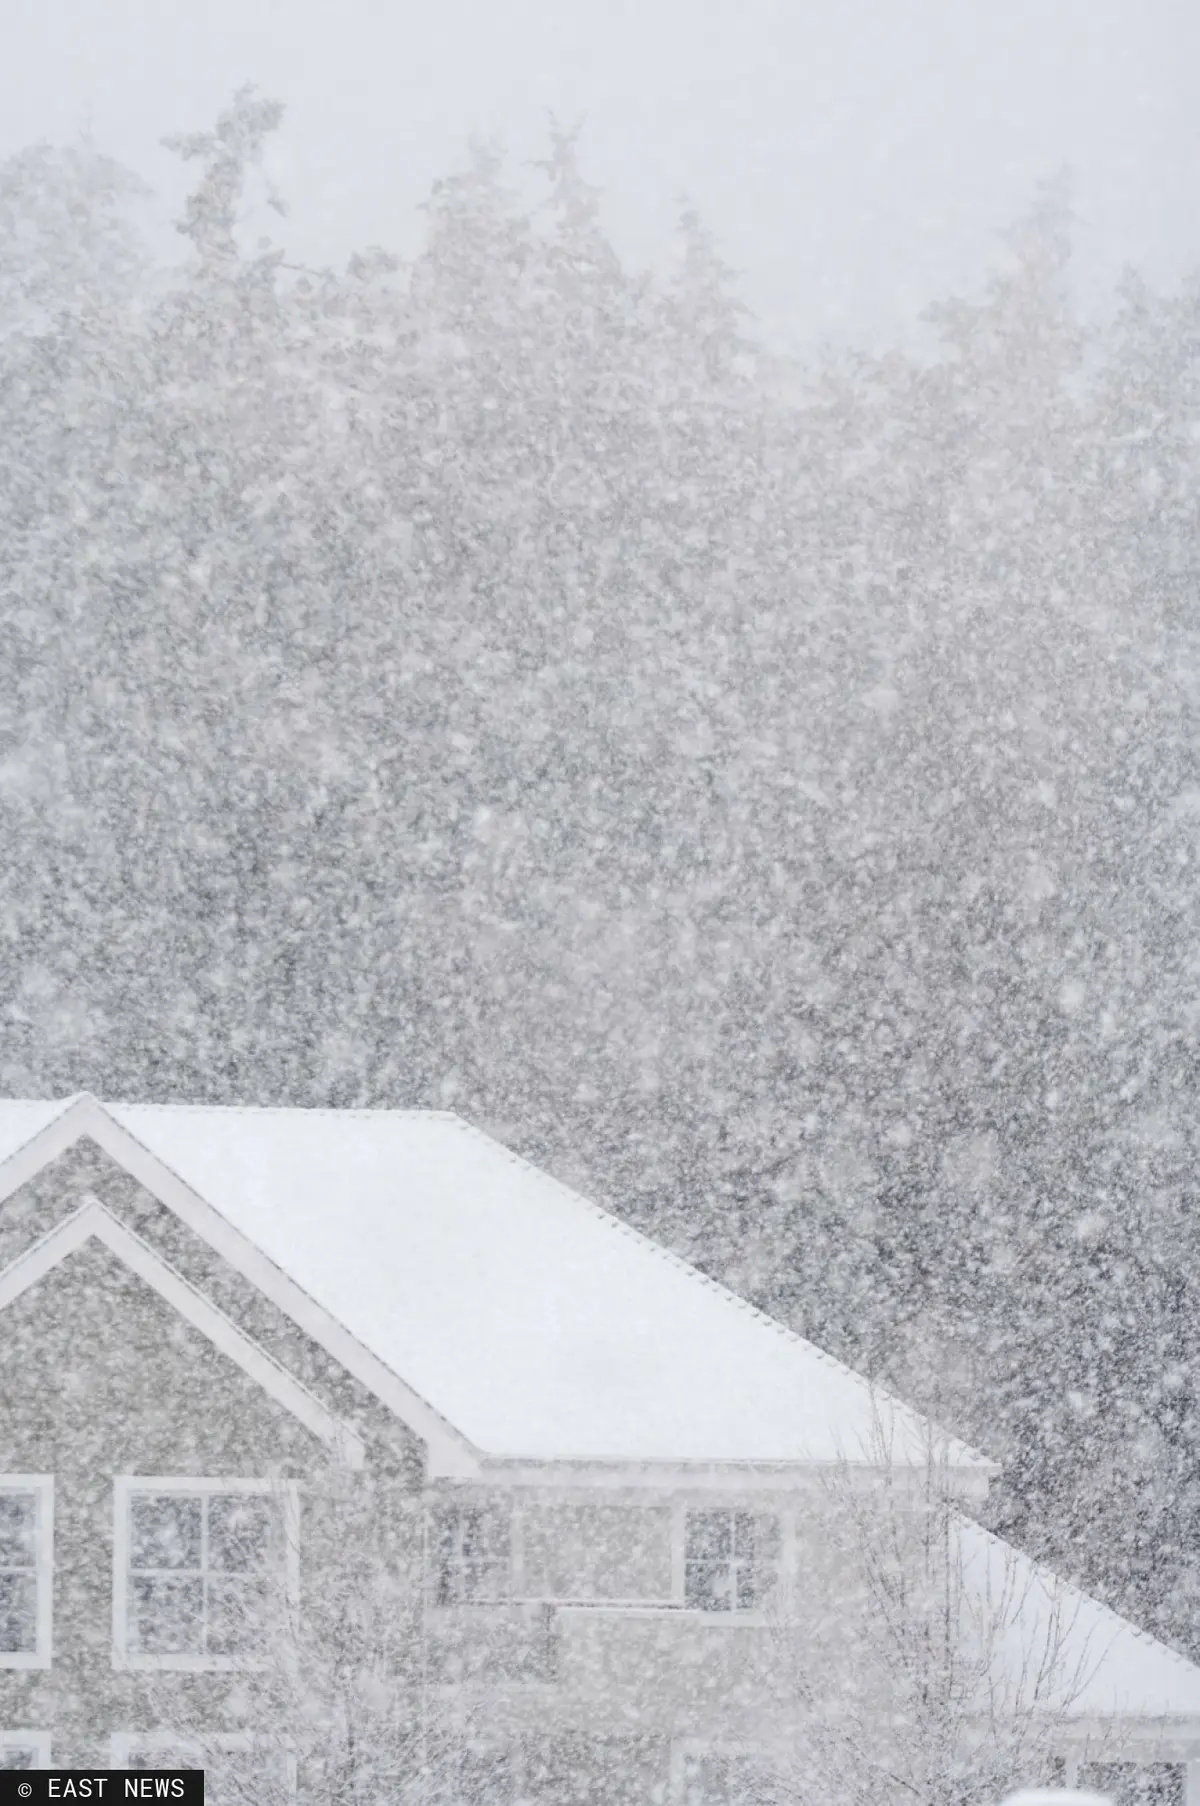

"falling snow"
[0,62,1198,1806]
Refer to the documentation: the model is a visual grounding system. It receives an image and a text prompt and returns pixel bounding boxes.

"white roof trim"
[0,1194,365,1469]
[470,1457,993,1496]
[0,1096,481,1478]
[0,1093,93,1195]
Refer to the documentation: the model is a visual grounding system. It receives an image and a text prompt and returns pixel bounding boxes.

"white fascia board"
[0,1096,481,1478]
[0,1094,97,1199]
[0,1197,365,1468]
[470,1456,996,1495]
[1033,1715,1200,1759]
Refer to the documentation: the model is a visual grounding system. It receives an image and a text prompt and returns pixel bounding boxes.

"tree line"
[2,91,1199,1658]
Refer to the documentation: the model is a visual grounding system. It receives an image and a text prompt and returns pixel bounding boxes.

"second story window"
[0,1478,52,1670]
[684,1510,779,1613]
[433,1505,510,1605]
[115,1478,295,1670]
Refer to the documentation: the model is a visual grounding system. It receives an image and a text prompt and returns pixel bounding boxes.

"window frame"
[0,1730,52,1769]
[110,1731,296,1801]
[424,1491,796,1620]
[112,1476,299,1672]
[0,1475,54,1670]
[678,1505,783,1619]
[429,1501,513,1606]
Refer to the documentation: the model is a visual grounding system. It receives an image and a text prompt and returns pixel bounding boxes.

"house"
[0,1093,1198,1803]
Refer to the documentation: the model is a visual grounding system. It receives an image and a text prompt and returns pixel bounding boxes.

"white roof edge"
[476,1452,998,1472]
[0,1092,94,1193]
[0,1094,484,1478]
[468,1457,997,1497]
[0,1195,366,1466]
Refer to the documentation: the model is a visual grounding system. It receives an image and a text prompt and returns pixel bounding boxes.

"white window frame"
[437,1493,798,1620]
[673,1502,789,1621]
[0,1476,53,1670]
[110,1731,295,1800]
[429,1500,513,1606]
[112,1477,299,1672]
[0,1729,52,1768]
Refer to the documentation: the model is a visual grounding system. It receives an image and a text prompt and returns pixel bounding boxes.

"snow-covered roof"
[0,1094,986,1470]
[3,1095,1200,1728]
[0,1097,77,1163]
[959,1515,1200,1720]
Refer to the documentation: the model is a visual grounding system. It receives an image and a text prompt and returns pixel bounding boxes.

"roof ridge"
[451,1117,988,1467]
[107,1101,454,1121]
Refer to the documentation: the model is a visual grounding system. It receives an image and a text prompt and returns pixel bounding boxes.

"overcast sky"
[4,0,1198,350]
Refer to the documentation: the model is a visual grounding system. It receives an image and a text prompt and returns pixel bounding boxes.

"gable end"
[0,1196,365,1467]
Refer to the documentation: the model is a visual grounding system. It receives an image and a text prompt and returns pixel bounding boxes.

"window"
[436,1744,516,1806]
[113,1478,298,1670]
[432,1506,510,1605]
[0,1732,51,1770]
[679,1750,781,1805]
[111,1733,292,1805]
[0,1478,53,1669]
[683,1510,779,1613]
[1081,1766,1185,1806]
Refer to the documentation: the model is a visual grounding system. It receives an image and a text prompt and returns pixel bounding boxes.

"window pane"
[458,1510,486,1563]
[685,1512,732,1562]
[740,1514,781,1564]
[685,1560,733,1612]
[0,1748,37,1770]
[0,1573,38,1652]
[435,1507,483,1564]
[732,1514,758,1560]
[735,1564,761,1612]
[207,1576,270,1656]
[0,1495,36,1569]
[130,1496,202,1571]
[209,1495,274,1573]
[439,1558,481,1606]
[435,1509,508,1604]
[128,1750,198,1771]
[434,1507,463,1563]
[130,1574,205,1654]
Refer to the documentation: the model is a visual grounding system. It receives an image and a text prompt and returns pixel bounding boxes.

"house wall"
[0,1138,1184,1804]
[0,1241,337,1766]
[421,1480,864,1802]
[1,1140,424,1481]
[0,1139,869,1803]
[0,1143,424,1776]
